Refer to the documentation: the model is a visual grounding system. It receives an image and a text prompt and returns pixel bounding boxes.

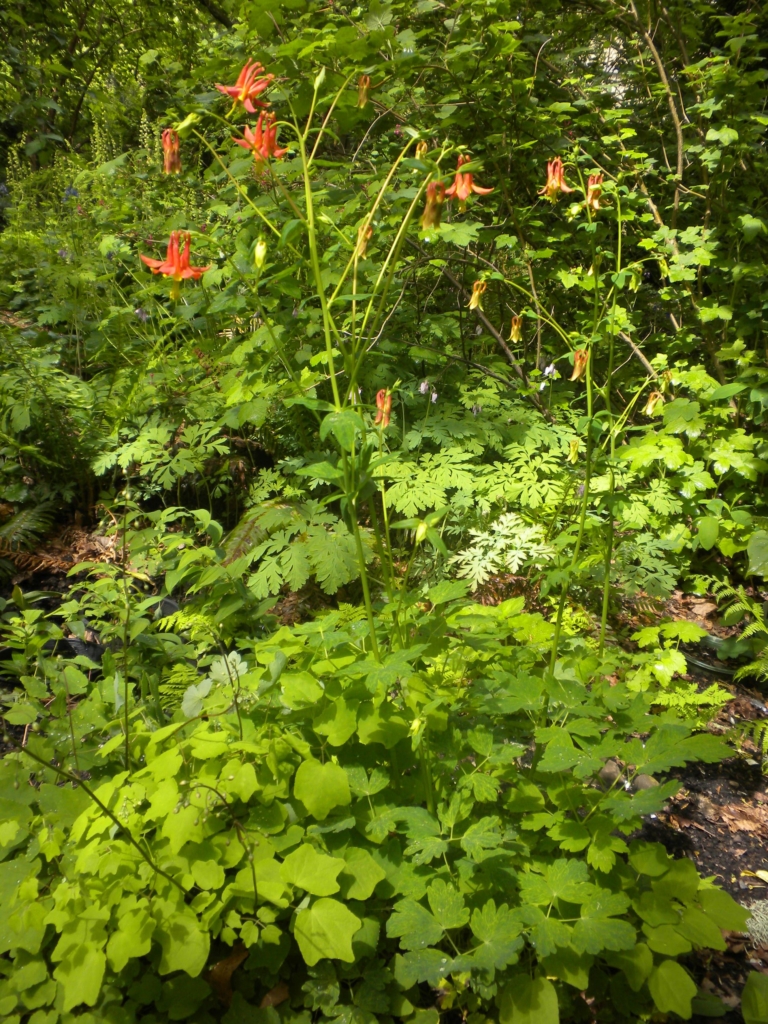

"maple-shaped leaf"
[572,892,635,954]
[427,880,469,931]
[469,900,524,973]
[386,898,443,950]
[518,859,596,905]
[459,816,503,859]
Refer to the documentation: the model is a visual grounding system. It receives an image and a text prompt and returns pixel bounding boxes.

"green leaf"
[427,880,469,930]
[53,946,106,1012]
[386,898,443,950]
[697,517,719,550]
[459,816,502,858]
[572,893,635,954]
[498,976,559,1024]
[156,908,210,977]
[748,531,768,576]
[676,907,727,950]
[320,411,364,451]
[294,898,361,966]
[469,901,524,973]
[518,859,595,905]
[541,946,593,989]
[356,702,410,748]
[648,960,697,1020]
[708,383,746,401]
[604,943,654,992]
[106,907,155,972]
[698,888,750,932]
[313,698,359,746]
[742,972,768,1024]
[280,844,345,895]
[635,726,729,776]
[294,760,351,820]
[339,847,387,900]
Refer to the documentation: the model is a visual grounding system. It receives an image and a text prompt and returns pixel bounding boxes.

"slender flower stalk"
[538,157,574,202]
[161,129,182,174]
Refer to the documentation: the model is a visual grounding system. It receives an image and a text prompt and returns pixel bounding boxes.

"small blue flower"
[135,308,149,322]
[0,183,8,196]
[63,186,79,200]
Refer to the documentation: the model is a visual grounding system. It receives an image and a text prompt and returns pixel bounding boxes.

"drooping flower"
[162,129,182,174]
[509,315,523,342]
[216,60,273,113]
[445,154,493,211]
[357,223,373,257]
[375,389,392,428]
[421,180,445,231]
[570,349,589,381]
[567,438,580,464]
[586,173,604,213]
[415,141,428,161]
[254,238,267,270]
[642,391,665,417]
[140,230,210,300]
[357,74,371,109]
[419,381,430,395]
[539,157,574,203]
[431,391,438,404]
[468,280,486,311]
[234,113,287,170]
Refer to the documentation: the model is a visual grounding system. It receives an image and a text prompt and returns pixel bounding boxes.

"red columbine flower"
[415,141,428,160]
[358,74,371,109]
[642,391,664,417]
[586,173,604,212]
[375,389,392,428]
[216,60,273,113]
[468,280,486,311]
[140,231,210,300]
[445,154,493,211]
[421,180,445,231]
[509,315,523,342]
[570,349,589,381]
[162,129,182,174]
[539,157,574,203]
[234,113,287,170]
[357,223,373,257]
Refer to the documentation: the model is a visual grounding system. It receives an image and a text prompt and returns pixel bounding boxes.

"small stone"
[598,760,622,785]
[634,774,659,790]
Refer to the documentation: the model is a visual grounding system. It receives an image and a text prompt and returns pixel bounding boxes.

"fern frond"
[0,504,54,552]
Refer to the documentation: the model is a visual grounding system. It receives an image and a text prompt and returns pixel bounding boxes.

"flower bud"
[357,74,371,108]
[415,141,428,160]
[567,438,580,464]
[357,223,373,258]
[254,238,267,270]
[374,388,392,428]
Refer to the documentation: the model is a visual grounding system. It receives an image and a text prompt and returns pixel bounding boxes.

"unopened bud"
[254,238,267,270]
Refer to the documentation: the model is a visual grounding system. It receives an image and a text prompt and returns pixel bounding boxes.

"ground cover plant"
[1,0,768,1022]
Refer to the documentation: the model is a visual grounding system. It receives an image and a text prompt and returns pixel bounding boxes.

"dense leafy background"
[1,0,767,1022]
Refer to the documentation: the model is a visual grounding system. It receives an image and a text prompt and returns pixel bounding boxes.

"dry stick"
[619,331,659,379]
[405,239,553,422]
[626,0,684,225]
[4,735,185,893]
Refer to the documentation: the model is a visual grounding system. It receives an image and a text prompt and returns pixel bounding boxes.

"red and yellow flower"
[421,180,445,230]
[468,280,486,311]
[375,389,392,428]
[216,60,273,113]
[234,112,287,170]
[358,75,371,109]
[445,154,493,211]
[509,315,523,342]
[642,391,664,417]
[570,348,589,381]
[539,157,574,203]
[586,173,604,212]
[140,231,210,299]
[161,129,182,174]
